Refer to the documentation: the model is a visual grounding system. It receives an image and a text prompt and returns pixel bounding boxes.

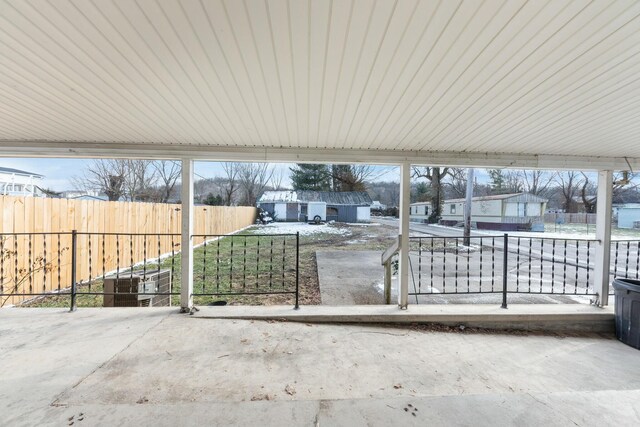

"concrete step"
[192,304,614,333]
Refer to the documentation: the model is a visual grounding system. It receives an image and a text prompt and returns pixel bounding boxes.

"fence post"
[502,233,508,309]
[70,229,78,312]
[295,232,299,310]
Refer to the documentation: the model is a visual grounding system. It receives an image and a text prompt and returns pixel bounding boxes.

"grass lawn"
[21,222,398,308]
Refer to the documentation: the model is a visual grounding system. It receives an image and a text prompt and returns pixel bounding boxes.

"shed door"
[274,203,287,221]
[286,203,298,221]
[338,206,358,223]
[357,206,371,222]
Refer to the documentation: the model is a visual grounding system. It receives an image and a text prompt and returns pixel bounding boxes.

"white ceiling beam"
[1,140,638,171]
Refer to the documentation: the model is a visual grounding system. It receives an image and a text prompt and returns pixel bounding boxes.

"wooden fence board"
[0,196,257,302]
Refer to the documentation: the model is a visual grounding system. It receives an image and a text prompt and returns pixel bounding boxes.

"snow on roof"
[258,190,299,203]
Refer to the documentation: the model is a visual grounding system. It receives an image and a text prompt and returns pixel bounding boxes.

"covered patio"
[2,0,640,424]
[1,308,639,426]
[2,0,640,311]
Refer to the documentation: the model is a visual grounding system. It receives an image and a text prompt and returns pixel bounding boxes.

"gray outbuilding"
[258,190,372,223]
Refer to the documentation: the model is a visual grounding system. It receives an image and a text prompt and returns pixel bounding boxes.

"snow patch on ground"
[345,239,368,245]
[430,223,640,241]
[250,222,352,236]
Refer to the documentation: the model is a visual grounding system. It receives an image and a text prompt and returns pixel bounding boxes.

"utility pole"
[463,168,474,246]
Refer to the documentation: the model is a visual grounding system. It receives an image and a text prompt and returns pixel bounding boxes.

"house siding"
[436,193,547,231]
[619,207,640,229]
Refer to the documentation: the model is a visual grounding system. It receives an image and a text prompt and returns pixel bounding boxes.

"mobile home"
[440,193,548,231]
[410,202,431,223]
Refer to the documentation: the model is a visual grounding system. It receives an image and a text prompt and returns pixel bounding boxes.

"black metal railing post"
[501,233,508,309]
[70,229,78,312]
[295,232,300,310]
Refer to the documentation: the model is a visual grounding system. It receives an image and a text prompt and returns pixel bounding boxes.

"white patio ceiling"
[1,0,640,169]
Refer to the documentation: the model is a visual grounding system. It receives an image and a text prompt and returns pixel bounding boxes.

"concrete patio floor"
[1,308,639,426]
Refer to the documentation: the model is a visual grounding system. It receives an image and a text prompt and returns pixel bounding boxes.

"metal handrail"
[381,235,401,304]
[381,235,401,265]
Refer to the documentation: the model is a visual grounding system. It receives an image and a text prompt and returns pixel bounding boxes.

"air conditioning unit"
[103,269,172,307]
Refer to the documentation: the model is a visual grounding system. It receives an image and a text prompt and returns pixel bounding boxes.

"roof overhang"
[0,140,637,171]
[2,0,640,169]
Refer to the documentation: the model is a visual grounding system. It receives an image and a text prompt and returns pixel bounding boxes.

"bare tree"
[444,168,467,199]
[488,169,523,194]
[238,163,274,206]
[221,163,240,206]
[504,171,524,193]
[351,165,375,184]
[579,171,639,211]
[521,170,557,196]
[330,164,374,191]
[412,166,449,222]
[270,166,286,190]
[555,171,585,213]
[74,159,127,201]
[154,161,181,202]
[124,160,157,201]
[193,179,209,202]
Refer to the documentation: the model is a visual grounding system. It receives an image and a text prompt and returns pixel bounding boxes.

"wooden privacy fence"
[544,213,597,225]
[0,196,257,304]
[0,196,257,235]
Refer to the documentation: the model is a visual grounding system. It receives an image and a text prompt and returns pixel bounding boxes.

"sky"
[0,158,402,191]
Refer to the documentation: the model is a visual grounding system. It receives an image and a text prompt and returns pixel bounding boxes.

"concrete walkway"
[1,308,639,426]
[315,248,590,306]
[316,250,386,304]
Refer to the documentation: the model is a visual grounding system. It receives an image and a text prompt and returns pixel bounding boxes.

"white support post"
[594,170,613,307]
[398,163,411,309]
[180,159,194,312]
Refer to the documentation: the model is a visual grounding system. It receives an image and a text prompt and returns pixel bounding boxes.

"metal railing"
[404,234,640,306]
[71,231,181,309]
[0,230,300,309]
[612,240,640,280]
[192,233,299,308]
[0,232,73,304]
